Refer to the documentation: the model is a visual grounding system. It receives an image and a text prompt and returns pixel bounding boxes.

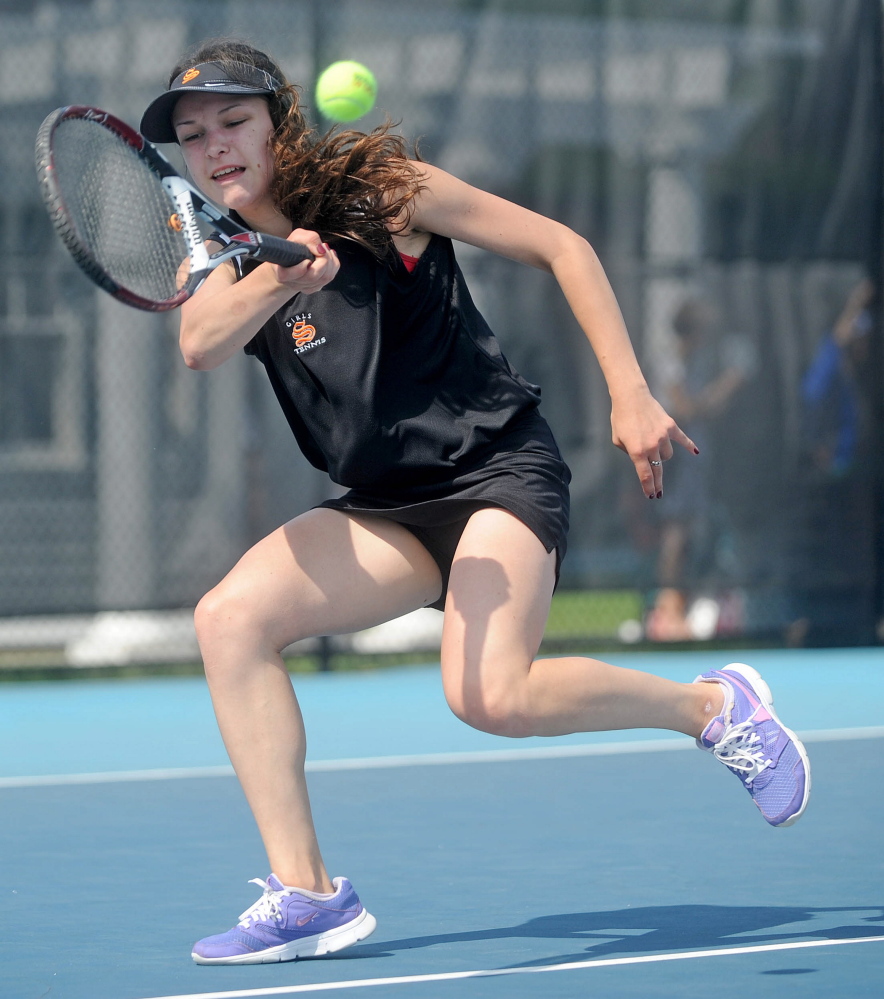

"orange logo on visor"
[168,214,184,232]
[181,68,201,84]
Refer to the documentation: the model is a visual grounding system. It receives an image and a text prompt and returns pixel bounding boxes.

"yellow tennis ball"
[315,60,377,123]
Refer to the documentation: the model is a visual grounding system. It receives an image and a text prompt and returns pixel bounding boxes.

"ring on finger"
[649,459,662,467]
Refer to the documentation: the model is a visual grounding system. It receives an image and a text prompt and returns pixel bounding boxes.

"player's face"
[173,93,276,219]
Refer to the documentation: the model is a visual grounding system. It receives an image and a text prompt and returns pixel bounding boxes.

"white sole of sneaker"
[725,662,812,827]
[192,907,378,965]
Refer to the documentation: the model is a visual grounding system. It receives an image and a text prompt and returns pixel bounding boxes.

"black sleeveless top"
[244,235,547,490]
[241,234,571,583]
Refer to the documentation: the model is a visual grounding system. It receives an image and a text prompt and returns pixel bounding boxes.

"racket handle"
[230,232,313,267]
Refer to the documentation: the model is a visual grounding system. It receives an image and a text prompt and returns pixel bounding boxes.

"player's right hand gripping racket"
[35,105,311,312]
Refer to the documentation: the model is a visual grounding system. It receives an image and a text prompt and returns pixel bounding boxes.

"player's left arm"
[407,162,697,497]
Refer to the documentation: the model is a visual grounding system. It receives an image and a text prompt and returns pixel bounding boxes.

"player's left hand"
[610,389,698,499]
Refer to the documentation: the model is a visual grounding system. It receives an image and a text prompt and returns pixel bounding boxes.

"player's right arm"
[178,229,339,370]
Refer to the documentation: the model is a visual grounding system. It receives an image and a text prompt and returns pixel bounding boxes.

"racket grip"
[231,232,313,267]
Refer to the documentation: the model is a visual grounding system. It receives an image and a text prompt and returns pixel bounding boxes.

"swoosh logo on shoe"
[296,912,319,927]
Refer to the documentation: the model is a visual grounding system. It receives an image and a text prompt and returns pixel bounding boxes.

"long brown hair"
[169,39,424,259]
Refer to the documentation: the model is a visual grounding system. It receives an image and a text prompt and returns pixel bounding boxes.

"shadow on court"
[348,904,884,966]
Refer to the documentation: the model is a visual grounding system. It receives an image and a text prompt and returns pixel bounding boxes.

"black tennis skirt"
[316,412,570,610]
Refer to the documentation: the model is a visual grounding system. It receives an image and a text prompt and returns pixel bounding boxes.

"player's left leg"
[439,508,809,826]
[439,507,718,739]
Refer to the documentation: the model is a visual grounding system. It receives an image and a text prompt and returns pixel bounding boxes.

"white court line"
[0,764,236,788]
[1,725,881,789]
[138,935,884,999]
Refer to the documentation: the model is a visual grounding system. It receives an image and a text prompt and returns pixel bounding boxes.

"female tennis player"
[140,39,810,966]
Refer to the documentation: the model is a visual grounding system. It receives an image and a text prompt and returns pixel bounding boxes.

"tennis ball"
[315,60,377,123]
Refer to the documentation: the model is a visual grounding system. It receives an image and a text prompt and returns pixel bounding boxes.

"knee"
[193,580,284,663]
[442,668,533,739]
[193,583,242,648]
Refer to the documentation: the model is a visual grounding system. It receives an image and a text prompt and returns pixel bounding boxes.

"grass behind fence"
[0,590,650,679]
[544,589,644,639]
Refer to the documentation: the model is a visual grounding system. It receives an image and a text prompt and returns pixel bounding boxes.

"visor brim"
[140,83,273,144]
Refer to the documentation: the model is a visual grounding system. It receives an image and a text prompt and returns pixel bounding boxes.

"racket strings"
[51,118,190,303]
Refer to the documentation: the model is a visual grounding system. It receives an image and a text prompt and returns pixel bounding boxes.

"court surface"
[1,647,882,999]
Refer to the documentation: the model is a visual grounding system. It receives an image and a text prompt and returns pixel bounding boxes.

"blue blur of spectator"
[786,277,877,648]
[801,278,875,477]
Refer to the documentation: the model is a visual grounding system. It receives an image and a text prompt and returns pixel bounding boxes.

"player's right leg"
[190,508,442,964]
[439,508,809,829]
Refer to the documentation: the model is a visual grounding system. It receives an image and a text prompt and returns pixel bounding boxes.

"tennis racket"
[35,105,312,312]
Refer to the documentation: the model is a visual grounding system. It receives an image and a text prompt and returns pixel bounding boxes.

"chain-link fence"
[0,0,881,669]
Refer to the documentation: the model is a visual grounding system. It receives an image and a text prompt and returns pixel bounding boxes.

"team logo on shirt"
[287,314,327,354]
[291,318,316,346]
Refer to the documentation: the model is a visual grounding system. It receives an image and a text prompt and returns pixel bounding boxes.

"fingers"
[670,424,700,458]
[274,228,340,292]
[632,427,700,500]
[634,449,671,499]
[636,453,663,500]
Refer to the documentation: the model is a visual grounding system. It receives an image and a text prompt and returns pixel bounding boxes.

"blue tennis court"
[2,647,882,999]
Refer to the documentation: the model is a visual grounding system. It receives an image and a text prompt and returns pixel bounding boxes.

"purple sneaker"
[191,875,376,965]
[695,663,810,827]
